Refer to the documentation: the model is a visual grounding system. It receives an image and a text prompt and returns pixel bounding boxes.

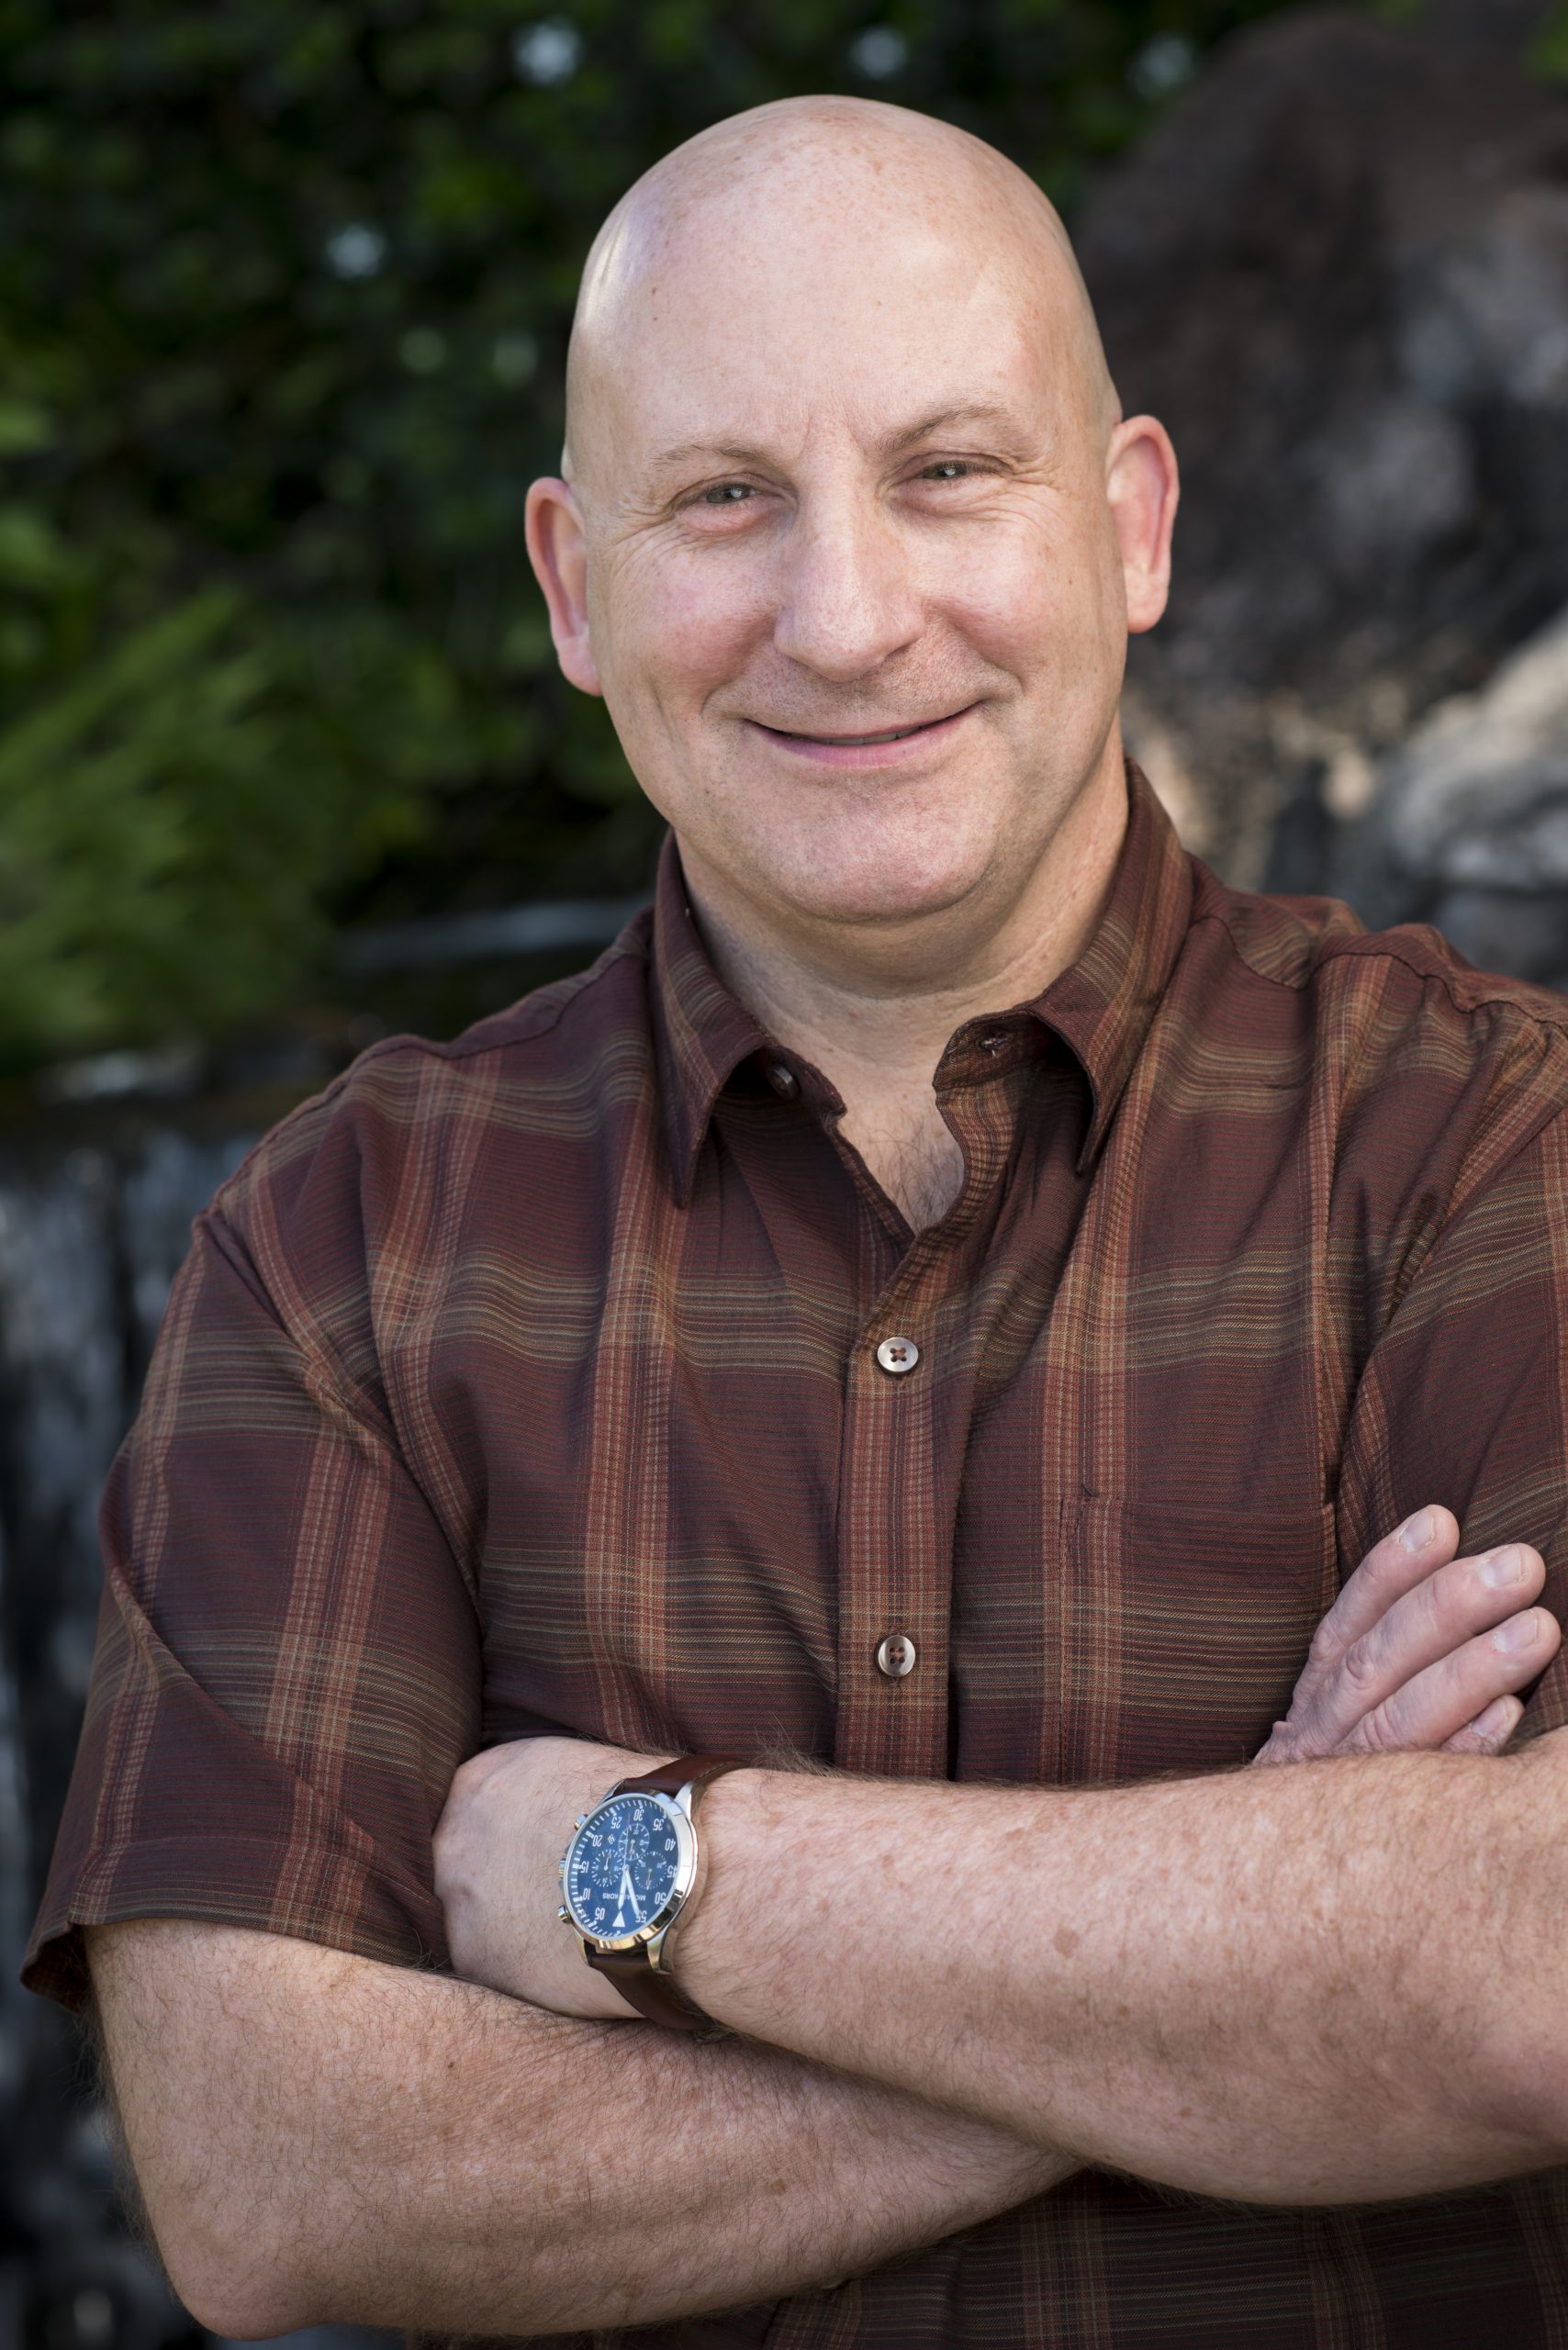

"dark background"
[4,1,1568,2344]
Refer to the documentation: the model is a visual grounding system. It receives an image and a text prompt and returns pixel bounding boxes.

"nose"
[771,504,924,683]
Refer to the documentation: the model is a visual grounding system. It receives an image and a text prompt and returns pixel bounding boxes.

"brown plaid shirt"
[27,761,1568,2347]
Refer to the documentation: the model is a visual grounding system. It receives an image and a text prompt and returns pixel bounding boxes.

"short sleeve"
[1335,1102,1568,1746]
[23,1181,483,2011]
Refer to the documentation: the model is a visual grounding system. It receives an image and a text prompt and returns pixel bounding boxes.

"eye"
[700,482,754,505]
[920,459,979,482]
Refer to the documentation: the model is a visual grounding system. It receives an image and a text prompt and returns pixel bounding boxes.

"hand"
[1255,1506,1561,1764]
[437,1510,1561,2015]
[433,1733,667,2020]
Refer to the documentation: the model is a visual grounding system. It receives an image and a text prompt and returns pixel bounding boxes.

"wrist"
[554,1751,754,2033]
[666,1764,772,2023]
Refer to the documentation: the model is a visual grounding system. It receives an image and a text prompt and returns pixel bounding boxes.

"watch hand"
[616,1862,644,1926]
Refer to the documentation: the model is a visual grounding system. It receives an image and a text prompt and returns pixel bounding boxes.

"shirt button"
[767,1062,800,1099]
[980,1032,1007,1055]
[875,1335,920,1375]
[876,1632,917,1679]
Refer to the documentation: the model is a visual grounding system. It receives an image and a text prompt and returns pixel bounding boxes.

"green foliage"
[1530,3,1568,79]
[0,588,448,1060]
[0,0,1394,1067]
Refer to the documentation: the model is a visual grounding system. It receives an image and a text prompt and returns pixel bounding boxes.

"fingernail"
[1471,1697,1520,1740]
[1481,1546,1528,1589]
[1399,1509,1436,1552]
[1495,1609,1544,1652]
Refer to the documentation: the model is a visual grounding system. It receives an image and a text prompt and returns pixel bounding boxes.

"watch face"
[564,1792,685,1942]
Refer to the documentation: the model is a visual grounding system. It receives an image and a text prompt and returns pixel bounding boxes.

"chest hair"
[837,1093,967,1233]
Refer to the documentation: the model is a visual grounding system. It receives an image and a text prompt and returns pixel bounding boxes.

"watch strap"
[591,1947,714,2033]
[588,1751,745,2033]
[612,1751,743,1801]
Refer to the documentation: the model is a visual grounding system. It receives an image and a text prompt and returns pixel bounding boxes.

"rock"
[1338,599,1568,981]
[0,1108,409,2346]
[1079,6,1568,888]
[0,1128,261,2348]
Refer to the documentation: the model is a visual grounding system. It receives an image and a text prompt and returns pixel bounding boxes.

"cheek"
[960,581,1051,679]
[595,549,768,722]
[947,523,1118,698]
[938,516,1060,660]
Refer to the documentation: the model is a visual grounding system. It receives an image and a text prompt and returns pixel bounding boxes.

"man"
[25,95,1568,2348]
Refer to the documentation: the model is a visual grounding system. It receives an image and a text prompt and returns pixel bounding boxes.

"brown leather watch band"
[615,1752,743,1801]
[591,1946,713,2032]
[585,1752,744,2033]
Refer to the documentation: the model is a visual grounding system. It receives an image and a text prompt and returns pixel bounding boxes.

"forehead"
[583,165,1080,469]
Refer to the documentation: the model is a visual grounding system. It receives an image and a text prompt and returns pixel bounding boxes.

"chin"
[760,824,997,930]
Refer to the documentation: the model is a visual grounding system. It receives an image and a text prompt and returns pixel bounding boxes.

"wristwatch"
[556,1751,744,2032]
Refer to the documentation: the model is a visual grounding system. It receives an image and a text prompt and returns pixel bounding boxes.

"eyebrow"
[648,402,1029,475]
[878,402,1026,453]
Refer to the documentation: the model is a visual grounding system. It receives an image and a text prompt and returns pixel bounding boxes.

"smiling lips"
[749,704,977,767]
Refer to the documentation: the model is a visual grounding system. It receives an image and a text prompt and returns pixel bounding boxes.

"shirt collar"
[1032,756,1194,1172]
[651,839,773,1207]
[652,756,1193,1203]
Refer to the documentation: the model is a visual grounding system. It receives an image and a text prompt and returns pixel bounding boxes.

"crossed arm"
[88,1506,1564,2338]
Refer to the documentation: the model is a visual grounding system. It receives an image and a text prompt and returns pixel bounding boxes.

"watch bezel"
[559,1788,698,1954]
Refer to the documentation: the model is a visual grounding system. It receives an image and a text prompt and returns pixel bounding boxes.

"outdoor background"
[3,0,1568,2343]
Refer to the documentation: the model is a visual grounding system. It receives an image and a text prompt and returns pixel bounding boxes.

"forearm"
[89,1919,1069,2339]
[677,1738,1568,2205]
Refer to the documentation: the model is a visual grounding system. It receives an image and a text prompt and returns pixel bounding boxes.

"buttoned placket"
[831,1034,1028,1781]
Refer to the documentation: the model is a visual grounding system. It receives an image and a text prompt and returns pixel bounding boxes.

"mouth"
[746,704,979,766]
[770,718,948,745]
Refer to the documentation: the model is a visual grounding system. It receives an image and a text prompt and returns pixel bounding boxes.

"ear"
[1105,416,1180,637]
[525,475,603,696]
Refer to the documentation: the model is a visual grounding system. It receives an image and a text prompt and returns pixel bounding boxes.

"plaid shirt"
[27,762,1568,2347]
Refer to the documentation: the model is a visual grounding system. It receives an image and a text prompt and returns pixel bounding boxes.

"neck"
[678,737,1129,1230]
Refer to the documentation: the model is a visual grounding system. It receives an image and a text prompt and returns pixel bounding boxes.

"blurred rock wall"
[1080,2,1568,973]
[0,1133,251,2348]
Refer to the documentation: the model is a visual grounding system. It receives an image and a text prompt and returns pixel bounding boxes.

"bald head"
[524,93,1176,968]
[564,95,1119,487]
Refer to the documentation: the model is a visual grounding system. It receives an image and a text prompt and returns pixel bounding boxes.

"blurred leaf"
[1530,3,1568,79]
[0,507,74,590]
[0,588,442,1061]
[0,399,53,455]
